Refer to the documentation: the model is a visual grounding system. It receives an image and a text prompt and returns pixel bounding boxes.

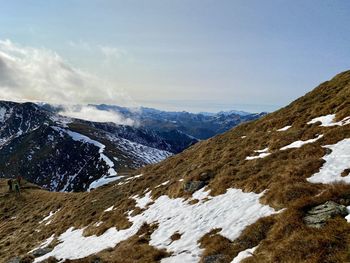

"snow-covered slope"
[0,101,172,192]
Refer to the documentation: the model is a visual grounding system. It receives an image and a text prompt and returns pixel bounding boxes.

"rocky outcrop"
[183,180,206,193]
[31,247,53,257]
[303,201,348,228]
[203,254,227,263]
[183,171,216,193]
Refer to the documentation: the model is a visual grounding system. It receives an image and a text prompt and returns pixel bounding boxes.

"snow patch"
[88,175,123,191]
[231,246,258,263]
[94,221,103,227]
[307,138,350,184]
[105,133,172,165]
[277,125,292,131]
[104,206,114,212]
[346,207,350,223]
[280,135,323,150]
[50,115,72,127]
[246,148,270,160]
[29,234,55,253]
[0,107,7,122]
[39,209,60,224]
[132,191,153,209]
[255,147,268,153]
[155,180,170,188]
[308,114,350,127]
[191,188,211,201]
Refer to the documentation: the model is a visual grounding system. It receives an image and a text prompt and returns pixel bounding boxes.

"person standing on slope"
[16,175,22,187]
[13,179,20,196]
[7,179,13,192]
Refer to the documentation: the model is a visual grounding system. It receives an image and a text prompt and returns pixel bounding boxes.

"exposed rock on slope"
[303,201,348,228]
[1,70,350,263]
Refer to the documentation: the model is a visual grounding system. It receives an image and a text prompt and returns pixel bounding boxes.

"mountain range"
[0,102,262,192]
[92,104,266,140]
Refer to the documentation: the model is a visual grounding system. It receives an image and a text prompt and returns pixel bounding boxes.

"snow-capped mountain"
[92,104,267,139]
[0,101,176,192]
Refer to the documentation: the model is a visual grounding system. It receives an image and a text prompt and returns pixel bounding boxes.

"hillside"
[0,101,175,192]
[1,70,350,263]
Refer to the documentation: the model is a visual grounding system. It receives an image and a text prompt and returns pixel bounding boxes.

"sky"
[0,0,350,113]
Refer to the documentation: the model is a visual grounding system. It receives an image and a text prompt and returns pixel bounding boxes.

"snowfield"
[307,138,350,184]
[33,188,276,263]
[104,133,173,165]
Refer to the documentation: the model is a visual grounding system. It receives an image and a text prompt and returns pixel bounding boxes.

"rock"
[7,258,21,263]
[203,254,227,263]
[31,247,53,257]
[303,201,348,228]
[19,255,34,263]
[6,257,34,263]
[90,255,102,263]
[325,148,332,155]
[199,171,214,181]
[43,257,58,263]
[183,180,206,193]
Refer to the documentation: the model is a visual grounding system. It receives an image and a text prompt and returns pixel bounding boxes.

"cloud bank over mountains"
[59,105,137,126]
[0,39,136,125]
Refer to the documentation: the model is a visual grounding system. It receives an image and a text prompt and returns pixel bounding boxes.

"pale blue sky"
[1,0,350,112]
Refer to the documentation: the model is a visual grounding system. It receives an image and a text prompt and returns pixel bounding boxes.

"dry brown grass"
[199,216,276,263]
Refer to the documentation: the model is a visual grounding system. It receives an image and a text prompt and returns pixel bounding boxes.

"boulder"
[90,255,102,263]
[183,180,206,193]
[31,247,53,257]
[7,258,21,263]
[7,256,35,263]
[303,201,348,228]
[203,254,227,263]
[19,255,34,263]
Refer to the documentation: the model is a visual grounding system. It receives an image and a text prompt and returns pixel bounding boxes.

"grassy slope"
[1,71,350,262]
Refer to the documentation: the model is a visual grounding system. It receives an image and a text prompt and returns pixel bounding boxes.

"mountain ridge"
[79,104,267,140]
[1,70,350,262]
[0,101,175,192]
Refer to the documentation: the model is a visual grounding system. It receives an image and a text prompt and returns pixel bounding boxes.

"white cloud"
[59,105,137,126]
[0,39,140,125]
[0,39,131,105]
